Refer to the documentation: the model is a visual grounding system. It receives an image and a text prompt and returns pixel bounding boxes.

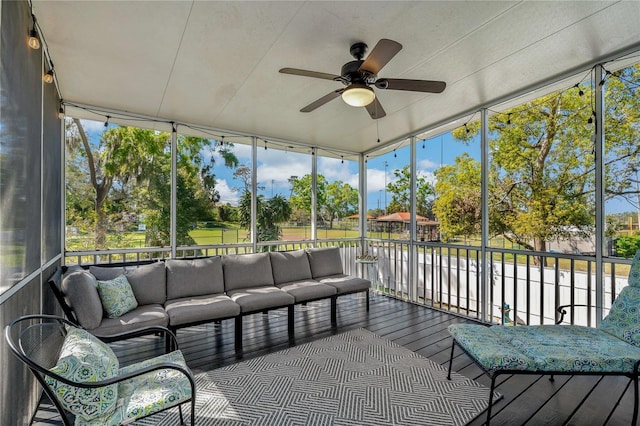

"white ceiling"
[33,1,640,154]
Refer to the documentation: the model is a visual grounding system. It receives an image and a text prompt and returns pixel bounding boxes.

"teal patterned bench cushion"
[448,324,536,371]
[449,324,640,374]
[76,351,193,425]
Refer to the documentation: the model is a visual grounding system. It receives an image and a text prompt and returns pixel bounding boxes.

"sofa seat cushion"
[227,287,295,313]
[166,257,225,300]
[90,351,193,425]
[223,253,274,291]
[449,323,640,374]
[90,262,166,305]
[269,250,312,284]
[306,247,343,278]
[317,274,370,294]
[91,304,169,337]
[277,279,337,303]
[165,294,241,326]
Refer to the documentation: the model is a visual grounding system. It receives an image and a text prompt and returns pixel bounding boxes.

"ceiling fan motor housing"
[341,60,373,85]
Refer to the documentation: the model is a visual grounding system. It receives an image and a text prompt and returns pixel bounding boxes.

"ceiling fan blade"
[301,89,344,112]
[365,97,386,120]
[376,78,446,93]
[358,39,402,75]
[279,68,341,81]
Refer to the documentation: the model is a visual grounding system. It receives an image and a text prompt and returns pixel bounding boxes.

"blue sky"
[78,119,635,215]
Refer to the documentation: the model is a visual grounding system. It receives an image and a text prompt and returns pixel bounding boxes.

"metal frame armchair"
[5,315,196,425]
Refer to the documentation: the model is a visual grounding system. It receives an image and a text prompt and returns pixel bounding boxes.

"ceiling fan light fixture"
[342,84,375,107]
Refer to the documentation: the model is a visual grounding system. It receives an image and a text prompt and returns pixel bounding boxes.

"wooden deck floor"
[32,294,636,425]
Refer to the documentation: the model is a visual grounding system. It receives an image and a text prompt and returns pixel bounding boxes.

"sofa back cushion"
[223,253,274,291]
[166,257,224,300]
[306,247,343,278]
[61,270,103,330]
[90,262,166,305]
[269,250,312,284]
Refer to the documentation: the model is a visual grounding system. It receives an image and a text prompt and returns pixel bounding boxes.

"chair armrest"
[46,360,194,391]
[97,326,179,350]
[555,304,590,324]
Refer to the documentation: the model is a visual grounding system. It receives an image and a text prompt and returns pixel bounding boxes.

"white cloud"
[418,158,439,170]
[79,118,109,134]
[216,179,240,206]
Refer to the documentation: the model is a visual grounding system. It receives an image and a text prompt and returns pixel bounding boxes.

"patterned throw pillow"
[96,274,139,318]
[44,328,119,422]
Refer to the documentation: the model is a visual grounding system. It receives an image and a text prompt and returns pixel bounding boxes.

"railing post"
[480,108,490,323]
[409,136,417,302]
[311,147,317,246]
[170,123,177,259]
[251,136,258,253]
[359,153,367,256]
[594,64,605,326]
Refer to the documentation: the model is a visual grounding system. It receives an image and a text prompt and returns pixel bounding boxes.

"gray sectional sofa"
[49,247,370,350]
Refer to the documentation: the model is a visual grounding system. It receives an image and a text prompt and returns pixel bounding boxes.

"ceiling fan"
[279,39,446,119]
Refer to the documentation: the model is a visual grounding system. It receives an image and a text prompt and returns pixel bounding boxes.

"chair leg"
[549,374,555,382]
[447,339,456,380]
[486,374,497,426]
[178,404,185,424]
[191,398,196,426]
[633,373,639,426]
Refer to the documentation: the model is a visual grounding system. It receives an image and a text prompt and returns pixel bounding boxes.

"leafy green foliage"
[386,165,434,217]
[238,191,292,245]
[616,235,640,258]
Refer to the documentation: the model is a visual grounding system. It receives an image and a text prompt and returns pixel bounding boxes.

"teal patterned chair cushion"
[44,328,119,422]
[75,351,193,425]
[627,250,640,288]
[448,324,536,371]
[96,274,139,318]
[449,323,640,374]
[599,286,640,347]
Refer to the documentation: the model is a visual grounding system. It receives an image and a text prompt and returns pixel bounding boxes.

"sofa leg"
[366,289,370,311]
[287,306,295,339]
[235,316,243,351]
[331,297,337,326]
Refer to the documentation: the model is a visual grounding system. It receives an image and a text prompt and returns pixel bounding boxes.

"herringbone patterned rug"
[145,328,497,425]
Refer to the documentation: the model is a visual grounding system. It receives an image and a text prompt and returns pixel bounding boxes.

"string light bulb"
[104,116,110,128]
[58,105,65,120]
[28,15,40,49]
[464,124,470,134]
[341,156,344,164]
[43,69,54,84]
[264,140,268,150]
[507,113,511,125]
[574,83,584,96]
[394,150,397,158]
[587,111,595,124]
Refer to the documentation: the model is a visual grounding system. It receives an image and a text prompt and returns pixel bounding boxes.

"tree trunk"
[95,200,107,249]
[534,238,547,266]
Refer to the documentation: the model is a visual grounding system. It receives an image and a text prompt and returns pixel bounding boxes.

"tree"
[238,191,292,244]
[432,154,481,241]
[320,180,359,229]
[66,120,237,248]
[289,174,327,217]
[439,65,639,253]
[386,165,434,217]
